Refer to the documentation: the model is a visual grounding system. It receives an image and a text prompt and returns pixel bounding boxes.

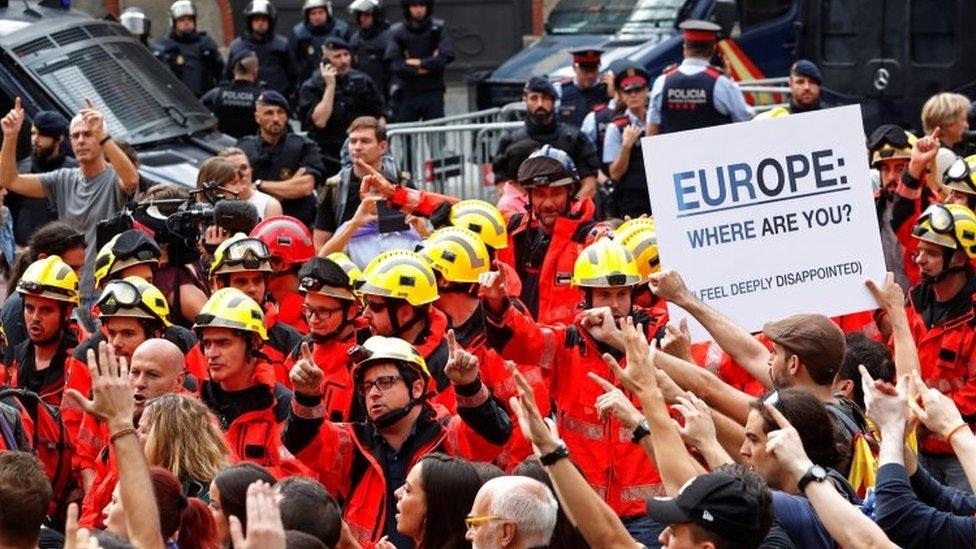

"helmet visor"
[18,280,76,299]
[944,157,974,186]
[97,280,147,315]
[223,238,271,269]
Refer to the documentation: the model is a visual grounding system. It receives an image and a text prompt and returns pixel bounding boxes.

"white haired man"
[466,475,558,548]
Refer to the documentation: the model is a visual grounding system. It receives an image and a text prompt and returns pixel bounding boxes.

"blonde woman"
[921,92,972,153]
[140,393,234,501]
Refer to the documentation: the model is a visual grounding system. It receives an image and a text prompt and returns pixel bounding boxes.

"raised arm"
[0,97,44,198]
[81,99,138,195]
[650,269,771,387]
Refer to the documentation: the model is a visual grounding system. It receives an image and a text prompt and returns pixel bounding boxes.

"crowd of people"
[1,3,976,549]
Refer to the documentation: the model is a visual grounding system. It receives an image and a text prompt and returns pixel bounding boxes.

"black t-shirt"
[314,171,362,233]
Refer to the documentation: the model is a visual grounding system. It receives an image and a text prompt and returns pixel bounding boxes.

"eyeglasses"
[303,304,344,319]
[364,300,389,313]
[465,515,504,530]
[357,375,402,395]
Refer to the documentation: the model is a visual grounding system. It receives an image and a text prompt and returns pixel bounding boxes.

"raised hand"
[508,366,561,455]
[866,272,904,312]
[1,97,24,138]
[80,98,105,140]
[478,260,509,313]
[228,481,286,549]
[64,341,134,432]
[588,372,643,429]
[356,158,396,198]
[909,127,942,178]
[603,317,659,396]
[763,402,815,484]
[648,268,693,306]
[444,329,480,386]
[672,393,717,448]
[622,124,641,148]
[861,364,909,433]
[661,319,693,363]
[320,62,337,88]
[580,307,622,348]
[289,342,324,396]
[908,370,967,440]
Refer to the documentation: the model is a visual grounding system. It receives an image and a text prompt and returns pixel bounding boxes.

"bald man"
[466,476,558,548]
[130,338,186,419]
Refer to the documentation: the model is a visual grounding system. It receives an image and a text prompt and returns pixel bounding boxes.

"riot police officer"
[497,77,600,198]
[647,20,753,135]
[153,1,224,98]
[603,66,651,218]
[227,0,298,97]
[237,91,326,228]
[558,48,609,129]
[290,0,352,84]
[349,0,393,101]
[120,7,152,48]
[201,50,265,138]
[384,0,454,122]
[298,37,384,178]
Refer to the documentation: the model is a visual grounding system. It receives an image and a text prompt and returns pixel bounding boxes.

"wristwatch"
[631,418,650,444]
[539,441,570,466]
[254,179,264,190]
[797,464,828,493]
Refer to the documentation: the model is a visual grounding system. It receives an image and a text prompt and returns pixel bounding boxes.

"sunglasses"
[357,374,402,395]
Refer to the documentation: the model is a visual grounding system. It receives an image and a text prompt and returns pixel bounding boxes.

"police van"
[0,1,233,186]
[477,0,976,131]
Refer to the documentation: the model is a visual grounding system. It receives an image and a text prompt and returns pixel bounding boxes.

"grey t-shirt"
[40,165,130,300]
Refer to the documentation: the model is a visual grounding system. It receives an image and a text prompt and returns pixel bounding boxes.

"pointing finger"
[13,96,21,112]
[587,371,617,392]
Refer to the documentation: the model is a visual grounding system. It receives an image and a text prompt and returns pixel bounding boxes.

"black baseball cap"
[645,472,762,544]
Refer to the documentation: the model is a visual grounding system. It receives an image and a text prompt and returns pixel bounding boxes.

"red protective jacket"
[905,277,976,454]
[286,400,509,547]
[269,293,309,335]
[486,303,668,517]
[497,198,604,326]
[283,332,360,422]
[199,361,309,478]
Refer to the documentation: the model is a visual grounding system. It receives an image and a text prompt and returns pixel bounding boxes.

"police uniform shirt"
[602,108,643,164]
[648,58,754,125]
[154,32,224,97]
[200,79,265,139]
[237,133,325,226]
[557,77,609,129]
[297,69,384,153]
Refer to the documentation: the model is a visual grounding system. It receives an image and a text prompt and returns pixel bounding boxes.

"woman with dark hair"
[208,463,277,546]
[513,457,589,549]
[385,453,481,549]
[102,467,218,549]
[1,220,85,351]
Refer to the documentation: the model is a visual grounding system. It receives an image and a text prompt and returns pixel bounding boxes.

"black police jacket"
[351,22,393,97]
[201,79,265,139]
[227,32,297,97]
[289,18,352,85]
[559,80,609,129]
[237,132,325,227]
[297,68,384,159]
[497,118,601,178]
[154,31,225,97]
[384,18,454,95]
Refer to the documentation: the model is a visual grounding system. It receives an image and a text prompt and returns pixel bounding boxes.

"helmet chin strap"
[923,248,968,284]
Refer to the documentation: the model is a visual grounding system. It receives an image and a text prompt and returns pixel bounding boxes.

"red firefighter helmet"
[249,215,315,269]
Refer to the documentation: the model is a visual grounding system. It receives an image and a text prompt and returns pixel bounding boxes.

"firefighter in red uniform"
[284,334,511,547]
[193,287,305,477]
[360,147,605,325]
[481,237,667,546]
[190,233,303,385]
[75,277,178,491]
[284,252,368,422]
[359,249,454,400]
[250,215,316,334]
[418,226,550,468]
[9,256,90,448]
[904,203,976,490]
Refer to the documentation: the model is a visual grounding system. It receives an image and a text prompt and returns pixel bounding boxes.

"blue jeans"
[920,453,973,493]
[623,514,667,548]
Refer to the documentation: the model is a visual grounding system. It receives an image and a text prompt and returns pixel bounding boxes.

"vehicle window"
[739,0,792,29]
[547,0,685,37]
[14,22,214,145]
[910,0,955,64]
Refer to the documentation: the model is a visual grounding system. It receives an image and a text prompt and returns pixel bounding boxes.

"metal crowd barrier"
[387,121,523,201]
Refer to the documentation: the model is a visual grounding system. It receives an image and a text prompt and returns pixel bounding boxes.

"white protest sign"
[642,104,886,341]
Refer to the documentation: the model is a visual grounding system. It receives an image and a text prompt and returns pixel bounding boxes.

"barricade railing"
[387,121,523,201]
[386,107,505,131]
